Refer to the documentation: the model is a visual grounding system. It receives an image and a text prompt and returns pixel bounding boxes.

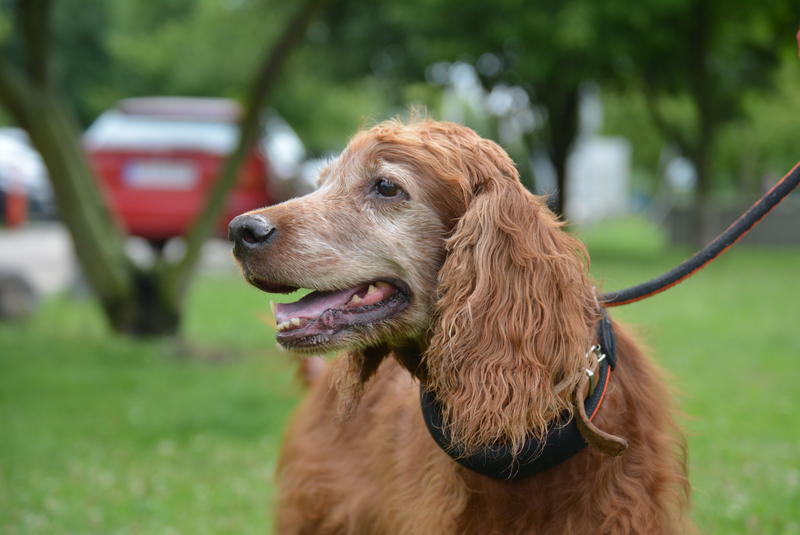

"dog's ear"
[423,141,598,456]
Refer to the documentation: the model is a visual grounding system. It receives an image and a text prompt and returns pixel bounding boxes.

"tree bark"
[640,0,717,248]
[515,130,537,193]
[19,0,53,86]
[0,58,136,315]
[689,0,715,247]
[543,86,579,219]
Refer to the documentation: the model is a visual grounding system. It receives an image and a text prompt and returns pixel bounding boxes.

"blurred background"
[1,0,799,533]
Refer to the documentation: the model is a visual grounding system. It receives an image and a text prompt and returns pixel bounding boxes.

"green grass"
[0,279,301,534]
[2,217,799,534]
[580,219,800,534]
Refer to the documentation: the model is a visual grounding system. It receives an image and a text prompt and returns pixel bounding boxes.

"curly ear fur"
[423,138,599,456]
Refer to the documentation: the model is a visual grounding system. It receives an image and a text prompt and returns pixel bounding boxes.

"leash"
[599,160,800,306]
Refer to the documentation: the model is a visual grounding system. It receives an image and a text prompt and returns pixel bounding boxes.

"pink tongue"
[275,287,361,324]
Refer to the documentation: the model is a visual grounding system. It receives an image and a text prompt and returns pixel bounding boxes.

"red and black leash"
[599,160,800,307]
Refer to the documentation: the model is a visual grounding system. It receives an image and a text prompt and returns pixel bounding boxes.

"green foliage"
[593,0,796,182]
[721,54,800,182]
[604,53,800,197]
[107,0,269,97]
[7,0,798,168]
[29,0,394,153]
[595,0,794,101]
[602,90,665,184]
[51,0,115,125]
[0,10,11,45]
[50,0,281,124]
[580,219,800,533]
[273,71,393,154]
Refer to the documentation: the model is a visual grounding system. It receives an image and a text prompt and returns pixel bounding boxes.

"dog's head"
[231,120,461,352]
[231,119,597,452]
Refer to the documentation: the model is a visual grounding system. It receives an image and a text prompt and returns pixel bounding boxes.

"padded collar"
[419,308,618,480]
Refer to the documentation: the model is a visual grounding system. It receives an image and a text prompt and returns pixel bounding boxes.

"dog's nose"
[228,214,277,250]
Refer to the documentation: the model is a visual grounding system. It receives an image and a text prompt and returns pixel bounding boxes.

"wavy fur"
[424,135,599,455]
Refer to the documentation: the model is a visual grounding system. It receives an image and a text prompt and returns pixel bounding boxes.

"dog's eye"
[374,178,403,198]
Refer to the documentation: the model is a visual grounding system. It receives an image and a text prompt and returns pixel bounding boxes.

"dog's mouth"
[253,278,411,350]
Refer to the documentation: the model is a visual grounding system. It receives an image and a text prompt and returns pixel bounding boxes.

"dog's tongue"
[271,281,406,346]
[273,282,398,325]
[275,287,361,324]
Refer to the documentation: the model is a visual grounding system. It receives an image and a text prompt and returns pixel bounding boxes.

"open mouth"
[265,279,411,349]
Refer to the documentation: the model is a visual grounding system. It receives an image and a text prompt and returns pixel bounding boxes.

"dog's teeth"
[270,300,276,315]
[277,318,302,331]
[375,281,391,290]
[349,294,362,304]
[366,284,377,296]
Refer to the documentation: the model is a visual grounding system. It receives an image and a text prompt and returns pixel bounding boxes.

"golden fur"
[236,119,692,534]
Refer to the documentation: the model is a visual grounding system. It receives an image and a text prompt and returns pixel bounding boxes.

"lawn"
[1,218,799,534]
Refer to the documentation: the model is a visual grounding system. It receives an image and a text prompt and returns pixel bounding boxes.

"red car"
[85,97,276,244]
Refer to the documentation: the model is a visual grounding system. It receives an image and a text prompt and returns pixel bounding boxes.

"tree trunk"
[543,86,579,219]
[106,268,180,336]
[0,61,136,306]
[692,134,715,248]
[689,0,715,248]
[502,119,536,193]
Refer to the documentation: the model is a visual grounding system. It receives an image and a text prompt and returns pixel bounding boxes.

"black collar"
[420,308,618,480]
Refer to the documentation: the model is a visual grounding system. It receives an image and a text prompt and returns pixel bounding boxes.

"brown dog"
[230,119,691,534]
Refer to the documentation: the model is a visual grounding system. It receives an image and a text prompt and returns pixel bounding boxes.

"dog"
[229,119,691,534]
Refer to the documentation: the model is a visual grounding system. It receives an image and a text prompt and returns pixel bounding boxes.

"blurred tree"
[9,0,388,156]
[310,0,615,217]
[730,56,800,185]
[594,0,797,244]
[0,0,325,336]
[309,0,797,226]
[272,0,414,152]
[603,53,800,205]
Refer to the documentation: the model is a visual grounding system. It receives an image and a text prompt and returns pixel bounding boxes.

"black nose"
[228,214,277,250]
